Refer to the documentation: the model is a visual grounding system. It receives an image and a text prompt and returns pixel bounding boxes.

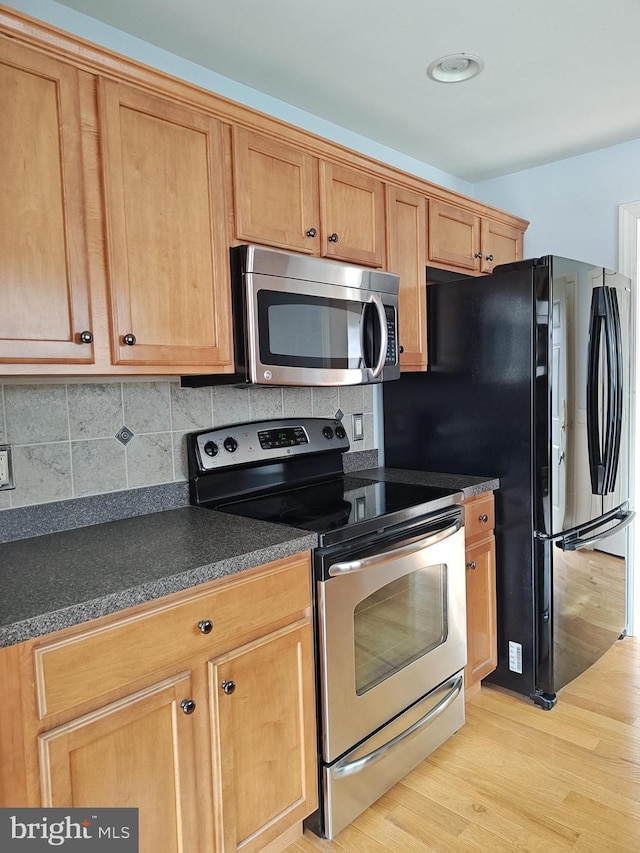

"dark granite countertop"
[0,466,498,649]
[357,467,499,498]
[0,507,316,648]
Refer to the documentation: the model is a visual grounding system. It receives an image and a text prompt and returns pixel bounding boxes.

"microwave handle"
[369,294,389,378]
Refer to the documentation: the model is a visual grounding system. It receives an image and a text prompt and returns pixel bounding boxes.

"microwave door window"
[258,291,365,368]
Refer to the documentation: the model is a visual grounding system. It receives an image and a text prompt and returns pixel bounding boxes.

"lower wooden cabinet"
[211,622,317,853]
[0,552,317,853]
[39,672,202,850]
[462,493,498,696]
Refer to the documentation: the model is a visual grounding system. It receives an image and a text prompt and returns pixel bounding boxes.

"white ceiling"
[55,0,640,182]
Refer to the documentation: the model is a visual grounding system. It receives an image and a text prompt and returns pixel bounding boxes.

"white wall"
[475,139,640,270]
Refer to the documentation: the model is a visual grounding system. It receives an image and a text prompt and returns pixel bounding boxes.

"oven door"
[245,273,399,385]
[316,507,466,763]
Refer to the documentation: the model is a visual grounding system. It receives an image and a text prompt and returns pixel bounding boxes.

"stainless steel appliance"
[186,417,466,837]
[384,255,634,710]
[182,245,400,388]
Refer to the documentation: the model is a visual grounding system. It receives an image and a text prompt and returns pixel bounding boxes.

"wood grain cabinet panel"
[386,186,428,371]
[429,200,524,275]
[428,200,481,273]
[1,553,316,853]
[210,620,317,853]
[99,79,233,369]
[232,127,320,254]
[462,493,498,696]
[39,672,202,853]
[480,217,523,272]
[0,38,93,364]
[320,161,385,267]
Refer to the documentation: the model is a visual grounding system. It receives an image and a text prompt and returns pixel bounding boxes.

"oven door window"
[257,290,382,369]
[354,562,448,695]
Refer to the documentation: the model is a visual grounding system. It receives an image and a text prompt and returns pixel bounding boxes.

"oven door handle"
[332,674,463,779]
[327,519,462,576]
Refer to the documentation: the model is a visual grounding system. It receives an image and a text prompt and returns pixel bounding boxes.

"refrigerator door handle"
[557,507,634,551]
[586,286,619,496]
[604,287,623,493]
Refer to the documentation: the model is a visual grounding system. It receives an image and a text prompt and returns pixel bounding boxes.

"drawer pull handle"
[479,514,489,523]
[221,680,236,695]
[180,699,196,715]
[197,619,213,634]
[466,561,477,570]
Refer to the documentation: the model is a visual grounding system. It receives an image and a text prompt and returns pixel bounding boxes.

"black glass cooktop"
[215,476,459,546]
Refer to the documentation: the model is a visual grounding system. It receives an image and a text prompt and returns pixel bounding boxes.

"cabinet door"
[0,39,93,364]
[210,621,317,853]
[480,218,524,273]
[38,672,202,853]
[464,536,498,689]
[233,127,320,254]
[386,186,427,371]
[99,79,232,370]
[320,162,385,266]
[428,199,481,273]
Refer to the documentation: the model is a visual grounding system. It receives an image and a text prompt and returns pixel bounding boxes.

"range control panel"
[191,418,349,472]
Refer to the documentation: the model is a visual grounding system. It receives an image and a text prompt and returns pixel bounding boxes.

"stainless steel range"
[187,417,467,838]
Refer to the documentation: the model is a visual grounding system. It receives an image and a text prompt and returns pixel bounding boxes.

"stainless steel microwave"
[182,245,400,387]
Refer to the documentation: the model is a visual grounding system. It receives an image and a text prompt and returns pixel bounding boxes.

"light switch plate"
[352,413,364,441]
[0,445,15,490]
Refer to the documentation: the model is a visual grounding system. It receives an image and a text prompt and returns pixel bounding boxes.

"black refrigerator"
[384,256,633,709]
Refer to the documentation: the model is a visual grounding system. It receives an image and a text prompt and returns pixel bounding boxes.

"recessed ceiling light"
[426,53,484,83]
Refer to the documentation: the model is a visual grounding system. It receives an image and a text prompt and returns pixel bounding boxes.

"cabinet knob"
[466,561,477,570]
[328,233,339,243]
[221,680,236,695]
[78,330,94,344]
[398,345,404,354]
[122,333,137,346]
[180,698,196,715]
[485,254,494,262]
[197,619,213,634]
[474,252,483,259]
[479,514,489,523]
[306,227,318,238]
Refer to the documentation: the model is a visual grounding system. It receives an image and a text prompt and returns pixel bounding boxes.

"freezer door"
[539,258,632,539]
[535,511,630,702]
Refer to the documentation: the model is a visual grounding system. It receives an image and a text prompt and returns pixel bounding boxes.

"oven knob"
[203,441,218,457]
[322,426,334,439]
[335,424,346,439]
[224,436,238,453]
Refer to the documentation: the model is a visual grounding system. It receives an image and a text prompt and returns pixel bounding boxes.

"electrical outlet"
[0,445,15,490]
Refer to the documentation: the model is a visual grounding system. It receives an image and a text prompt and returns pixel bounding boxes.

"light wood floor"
[287,636,640,852]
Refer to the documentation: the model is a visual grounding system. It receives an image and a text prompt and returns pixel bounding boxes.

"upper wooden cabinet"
[0,39,94,365]
[99,79,233,369]
[428,199,523,275]
[233,127,319,254]
[232,128,386,267]
[386,186,428,371]
[0,9,528,375]
[320,161,386,267]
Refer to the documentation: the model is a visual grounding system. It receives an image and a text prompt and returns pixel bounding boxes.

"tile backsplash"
[0,380,376,510]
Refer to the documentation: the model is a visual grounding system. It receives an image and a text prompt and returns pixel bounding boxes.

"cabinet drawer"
[463,494,495,543]
[33,552,311,719]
